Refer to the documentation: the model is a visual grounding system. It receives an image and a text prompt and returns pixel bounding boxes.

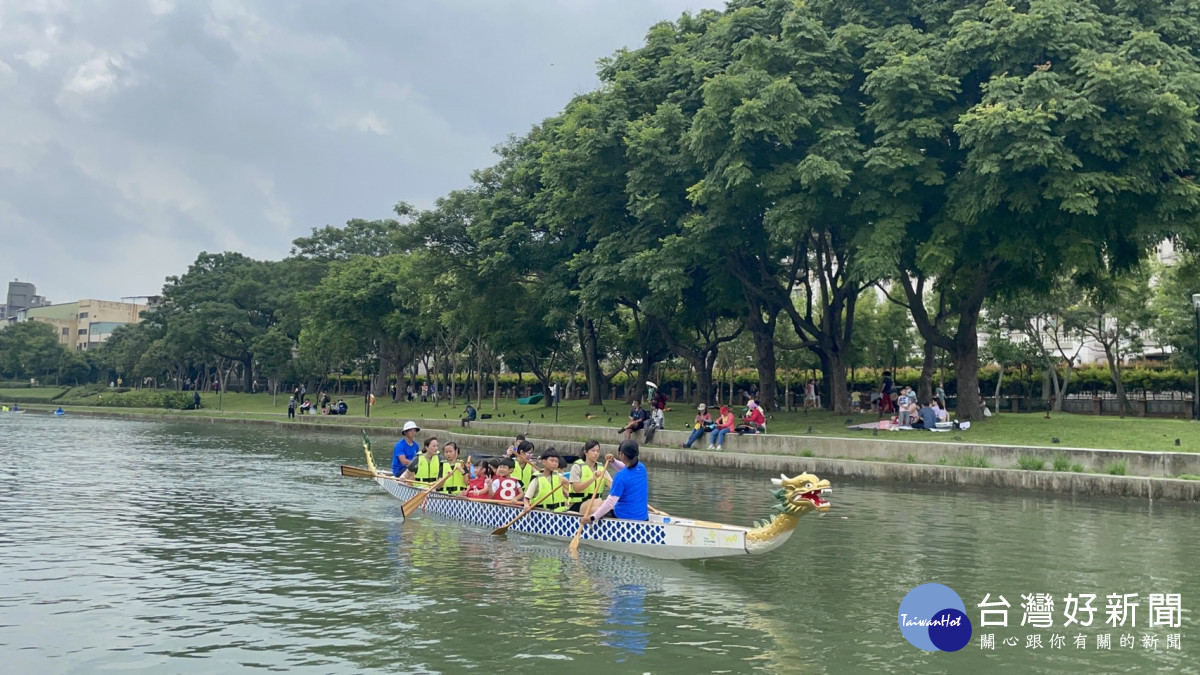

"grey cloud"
[0,0,723,302]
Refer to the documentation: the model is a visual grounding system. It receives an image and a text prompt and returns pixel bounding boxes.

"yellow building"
[15,299,150,350]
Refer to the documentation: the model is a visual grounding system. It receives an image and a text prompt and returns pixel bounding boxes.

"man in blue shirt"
[584,440,648,522]
[392,421,421,477]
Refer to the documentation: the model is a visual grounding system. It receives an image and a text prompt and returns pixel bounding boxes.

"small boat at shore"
[343,433,831,560]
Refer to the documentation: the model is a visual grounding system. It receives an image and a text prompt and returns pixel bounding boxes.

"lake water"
[0,414,1194,673]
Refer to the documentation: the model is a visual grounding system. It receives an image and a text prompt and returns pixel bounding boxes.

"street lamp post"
[892,340,899,380]
[1193,294,1200,420]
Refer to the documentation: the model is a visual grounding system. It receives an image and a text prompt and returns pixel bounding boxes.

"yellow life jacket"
[439,462,467,494]
[512,460,534,489]
[533,474,568,512]
[569,460,599,507]
[413,454,441,483]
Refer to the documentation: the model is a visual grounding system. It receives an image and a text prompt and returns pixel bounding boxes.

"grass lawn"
[0,387,70,401]
[35,390,1200,453]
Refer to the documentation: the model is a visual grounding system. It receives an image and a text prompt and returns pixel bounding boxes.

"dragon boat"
[346,434,831,560]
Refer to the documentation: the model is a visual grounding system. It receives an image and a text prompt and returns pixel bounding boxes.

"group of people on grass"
[681,400,766,450]
[288,392,347,418]
[390,422,648,522]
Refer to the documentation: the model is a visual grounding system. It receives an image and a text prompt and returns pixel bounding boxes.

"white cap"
[402,420,420,433]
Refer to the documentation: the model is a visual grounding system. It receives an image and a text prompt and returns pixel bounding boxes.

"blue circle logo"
[898,583,973,652]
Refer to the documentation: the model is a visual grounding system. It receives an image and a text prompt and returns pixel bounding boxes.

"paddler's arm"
[585,495,620,523]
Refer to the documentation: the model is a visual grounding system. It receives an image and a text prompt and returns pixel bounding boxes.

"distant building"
[4,280,51,319]
[9,298,150,350]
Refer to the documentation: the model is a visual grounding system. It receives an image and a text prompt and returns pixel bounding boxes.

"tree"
[1072,265,1154,416]
[253,327,295,406]
[856,0,1200,418]
[0,321,65,381]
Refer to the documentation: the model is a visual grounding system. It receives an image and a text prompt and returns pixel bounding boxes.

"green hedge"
[95,390,195,409]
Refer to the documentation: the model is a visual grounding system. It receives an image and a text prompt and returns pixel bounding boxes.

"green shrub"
[1052,453,1071,471]
[1178,474,1200,481]
[905,454,917,464]
[1071,463,1085,473]
[96,390,194,410]
[1106,461,1127,476]
[1017,455,1047,471]
[955,454,989,468]
[800,450,814,457]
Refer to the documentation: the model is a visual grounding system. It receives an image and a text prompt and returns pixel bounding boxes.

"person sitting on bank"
[619,399,650,441]
[300,398,312,415]
[336,399,348,415]
[708,406,735,450]
[913,400,939,430]
[736,400,766,434]
[404,436,441,484]
[524,448,570,512]
[439,441,468,494]
[489,459,524,503]
[930,399,949,423]
[392,421,421,477]
[683,404,714,449]
[568,439,612,513]
[582,440,648,523]
[507,440,537,490]
[461,403,477,427]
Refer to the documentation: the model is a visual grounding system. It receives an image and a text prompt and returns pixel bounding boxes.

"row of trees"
[7,0,1200,419]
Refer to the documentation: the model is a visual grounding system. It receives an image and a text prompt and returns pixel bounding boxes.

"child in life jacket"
[465,459,494,499]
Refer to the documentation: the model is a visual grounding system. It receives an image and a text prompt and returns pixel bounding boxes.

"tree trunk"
[953,334,983,419]
[919,340,935,405]
[581,317,603,406]
[1103,343,1129,416]
[993,365,1004,414]
[747,301,779,411]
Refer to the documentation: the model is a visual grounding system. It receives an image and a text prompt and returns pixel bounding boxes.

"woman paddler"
[404,436,441,484]
[582,440,648,523]
[568,439,611,513]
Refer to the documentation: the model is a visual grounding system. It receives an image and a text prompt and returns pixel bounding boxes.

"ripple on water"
[0,416,1196,674]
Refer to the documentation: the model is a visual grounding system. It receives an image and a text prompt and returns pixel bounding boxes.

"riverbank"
[28,406,1200,502]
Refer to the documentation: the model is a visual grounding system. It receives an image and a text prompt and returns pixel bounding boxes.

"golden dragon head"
[770,473,832,515]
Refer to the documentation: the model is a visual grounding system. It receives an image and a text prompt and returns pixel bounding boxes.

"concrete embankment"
[41,408,1200,502]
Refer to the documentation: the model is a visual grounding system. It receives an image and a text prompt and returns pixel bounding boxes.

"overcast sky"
[0,0,723,305]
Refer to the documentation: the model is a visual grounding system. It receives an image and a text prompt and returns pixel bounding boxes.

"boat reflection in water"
[376,510,798,668]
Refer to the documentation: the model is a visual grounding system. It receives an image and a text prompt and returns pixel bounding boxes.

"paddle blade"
[567,523,584,555]
[400,491,428,518]
[341,465,377,479]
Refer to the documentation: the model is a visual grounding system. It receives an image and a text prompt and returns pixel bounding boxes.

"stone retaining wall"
[43,409,1200,501]
[422,419,1200,479]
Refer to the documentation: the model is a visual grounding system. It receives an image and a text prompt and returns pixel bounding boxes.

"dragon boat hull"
[374,477,773,560]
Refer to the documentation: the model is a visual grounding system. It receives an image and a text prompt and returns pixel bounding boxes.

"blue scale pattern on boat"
[387,480,665,546]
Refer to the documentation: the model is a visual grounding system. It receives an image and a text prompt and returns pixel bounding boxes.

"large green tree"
[854,0,1200,418]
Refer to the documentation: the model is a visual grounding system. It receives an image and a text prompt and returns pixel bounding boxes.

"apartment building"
[13,298,149,350]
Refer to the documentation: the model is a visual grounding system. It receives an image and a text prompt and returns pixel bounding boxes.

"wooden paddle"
[400,468,452,518]
[341,464,380,479]
[568,458,611,555]
[491,482,565,536]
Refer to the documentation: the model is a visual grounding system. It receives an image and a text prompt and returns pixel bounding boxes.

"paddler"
[568,439,611,513]
[583,440,648,523]
[509,440,537,490]
[438,441,468,494]
[523,448,570,513]
[404,436,441,484]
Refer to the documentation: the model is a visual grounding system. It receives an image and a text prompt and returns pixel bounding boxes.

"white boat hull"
[374,477,779,560]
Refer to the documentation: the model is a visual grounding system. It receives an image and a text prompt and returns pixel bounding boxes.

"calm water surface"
[0,415,1195,674]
